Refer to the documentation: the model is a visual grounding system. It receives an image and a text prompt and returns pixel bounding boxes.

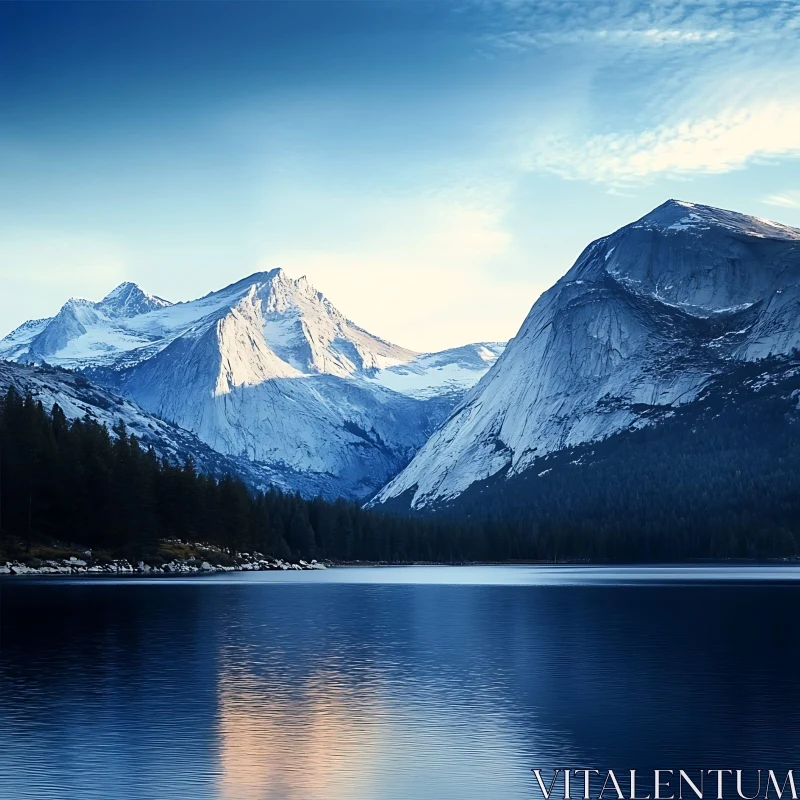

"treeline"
[0,388,491,563]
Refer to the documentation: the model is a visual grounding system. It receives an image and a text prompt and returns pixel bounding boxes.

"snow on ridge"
[0,317,51,351]
[667,213,712,232]
[369,342,506,399]
[98,281,172,318]
[636,199,800,240]
[0,267,425,380]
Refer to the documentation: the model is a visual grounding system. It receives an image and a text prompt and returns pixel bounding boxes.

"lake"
[2,565,800,800]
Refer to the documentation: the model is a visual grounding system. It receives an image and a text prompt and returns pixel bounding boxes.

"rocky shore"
[0,547,327,576]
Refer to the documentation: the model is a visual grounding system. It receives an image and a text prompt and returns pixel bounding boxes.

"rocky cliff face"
[372,200,800,510]
[1,269,504,498]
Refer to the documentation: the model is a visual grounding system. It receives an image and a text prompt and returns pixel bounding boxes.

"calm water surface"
[2,565,800,800]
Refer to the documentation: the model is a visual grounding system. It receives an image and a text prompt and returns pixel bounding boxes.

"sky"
[3,0,800,351]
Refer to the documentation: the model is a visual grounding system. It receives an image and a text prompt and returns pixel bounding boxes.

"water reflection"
[209,585,567,799]
[2,569,800,799]
[216,671,381,800]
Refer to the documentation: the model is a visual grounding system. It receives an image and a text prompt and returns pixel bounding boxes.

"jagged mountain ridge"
[1,270,409,372]
[372,200,800,510]
[1,269,504,498]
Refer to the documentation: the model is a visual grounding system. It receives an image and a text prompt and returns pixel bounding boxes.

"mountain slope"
[379,356,800,561]
[1,269,504,498]
[0,360,313,493]
[372,200,800,511]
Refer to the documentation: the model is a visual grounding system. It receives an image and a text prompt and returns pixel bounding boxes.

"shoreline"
[5,557,800,577]
[1,554,328,576]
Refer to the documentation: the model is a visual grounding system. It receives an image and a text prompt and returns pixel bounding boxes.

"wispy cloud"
[762,191,800,209]
[528,102,800,185]
[488,0,800,186]
[476,0,800,50]
[488,26,736,52]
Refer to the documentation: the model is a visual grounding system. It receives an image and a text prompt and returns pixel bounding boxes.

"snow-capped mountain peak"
[633,199,800,240]
[567,199,800,320]
[172,267,417,380]
[372,200,800,511]
[251,268,416,377]
[98,281,172,318]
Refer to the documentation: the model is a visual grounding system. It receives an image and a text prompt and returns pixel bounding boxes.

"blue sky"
[3,0,800,350]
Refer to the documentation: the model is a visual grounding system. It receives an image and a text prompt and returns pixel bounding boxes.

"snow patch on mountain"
[1,270,416,375]
[633,200,800,241]
[369,342,505,399]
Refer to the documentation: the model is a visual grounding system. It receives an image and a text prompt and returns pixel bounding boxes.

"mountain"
[1,269,504,498]
[1,283,173,364]
[372,200,800,511]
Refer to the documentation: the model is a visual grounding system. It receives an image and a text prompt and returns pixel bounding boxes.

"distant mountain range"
[0,269,503,498]
[4,199,799,523]
[371,200,800,512]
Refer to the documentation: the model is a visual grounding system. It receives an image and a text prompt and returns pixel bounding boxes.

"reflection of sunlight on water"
[207,580,592,799]
[216,668,387,800]
[213,657,564,800]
